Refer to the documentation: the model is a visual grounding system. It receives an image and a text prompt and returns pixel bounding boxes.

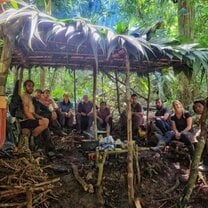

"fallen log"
[0,202,27,207]
[71,163,94,193]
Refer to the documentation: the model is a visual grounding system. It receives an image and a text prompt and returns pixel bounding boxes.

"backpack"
[9,80,23,119]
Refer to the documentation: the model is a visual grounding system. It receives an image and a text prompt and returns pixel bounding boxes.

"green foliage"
[2,0,208,113]
[10,1,19,9]
[114,20,128,34]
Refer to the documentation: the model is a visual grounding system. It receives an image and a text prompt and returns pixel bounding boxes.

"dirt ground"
[1,132,208,208]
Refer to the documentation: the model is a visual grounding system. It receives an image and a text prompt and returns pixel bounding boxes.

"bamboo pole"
[146,73,151,123]
[0,37,13,148]
[115,70,121,115]
[18,68,23,95]
[125,55,134,206]
[177,98,208,208]
[49,68,57,91]
[13,67,18,86]
[28,68,31,80]
[73,68,77,112]
[93,66,98,140]
[40,67,46,90]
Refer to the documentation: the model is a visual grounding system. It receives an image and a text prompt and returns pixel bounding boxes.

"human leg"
[155,119,171,134]
[87,114,93,131]
[32,118,49,137]
[66,115,74,129]
[57,111,66,127]
[180,132,195,158]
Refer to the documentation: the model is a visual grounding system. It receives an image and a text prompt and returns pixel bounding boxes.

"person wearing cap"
[58,93,74,129]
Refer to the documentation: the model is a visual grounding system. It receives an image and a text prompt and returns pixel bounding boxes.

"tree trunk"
[178,0,195,40]
[125,55,134,206]
[178,99,208,208]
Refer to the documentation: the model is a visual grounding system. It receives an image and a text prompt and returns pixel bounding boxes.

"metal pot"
[81,140,99,151]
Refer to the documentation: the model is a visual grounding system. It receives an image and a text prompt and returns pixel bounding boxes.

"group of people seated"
[17,79,207,167]
[119,94,207,170]
[19,80,113,150]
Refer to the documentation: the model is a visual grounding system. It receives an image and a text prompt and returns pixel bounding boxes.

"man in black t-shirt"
[150,99,172,151]
[154,98,171,134]
[120,94,144,138]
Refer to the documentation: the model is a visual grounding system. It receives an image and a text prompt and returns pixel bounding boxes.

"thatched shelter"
[0,6,208,74]
[0,4,208,206]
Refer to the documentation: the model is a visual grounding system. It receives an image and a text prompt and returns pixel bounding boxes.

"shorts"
[20,119,39,130]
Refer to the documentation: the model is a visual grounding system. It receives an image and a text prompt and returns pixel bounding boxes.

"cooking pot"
[81,140,99,151]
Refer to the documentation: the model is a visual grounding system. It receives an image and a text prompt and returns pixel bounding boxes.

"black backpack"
[9,80,23,119]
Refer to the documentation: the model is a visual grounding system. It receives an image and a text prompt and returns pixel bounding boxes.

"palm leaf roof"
[0,6,208,75]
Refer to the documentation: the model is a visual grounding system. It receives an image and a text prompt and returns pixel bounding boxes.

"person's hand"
[175,131,180,140]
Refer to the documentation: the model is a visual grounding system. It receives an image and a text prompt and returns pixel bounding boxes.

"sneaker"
[150,145,163,151]
[198,164,208,172]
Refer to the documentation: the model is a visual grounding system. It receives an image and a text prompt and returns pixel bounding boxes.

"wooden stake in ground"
[125,54,134,206]
[178,98,208,208]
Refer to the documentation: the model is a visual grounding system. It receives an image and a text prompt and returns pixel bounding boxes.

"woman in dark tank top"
[171,100,194,158]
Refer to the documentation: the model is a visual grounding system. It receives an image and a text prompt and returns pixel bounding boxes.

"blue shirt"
[78,101,93,114]
[58,100,73,112]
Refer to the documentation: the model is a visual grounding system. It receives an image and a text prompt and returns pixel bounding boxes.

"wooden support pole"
[146,73,151,123]
[115,70,121,115]
[73,68,77,112]
[18,68,23,95]
[49,68,57,92]
[13,67,18,86]
[0,37,13,148]
[134,144,141,186]
[28,68,31,80]
[40,67,46,90]
[96,151,108,186]
[125,55,134,206]
[93,66,98,140]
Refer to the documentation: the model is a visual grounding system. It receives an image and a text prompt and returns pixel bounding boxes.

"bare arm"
[23,105,35,120]
[172,120,180,139]
[182,117,192,133]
